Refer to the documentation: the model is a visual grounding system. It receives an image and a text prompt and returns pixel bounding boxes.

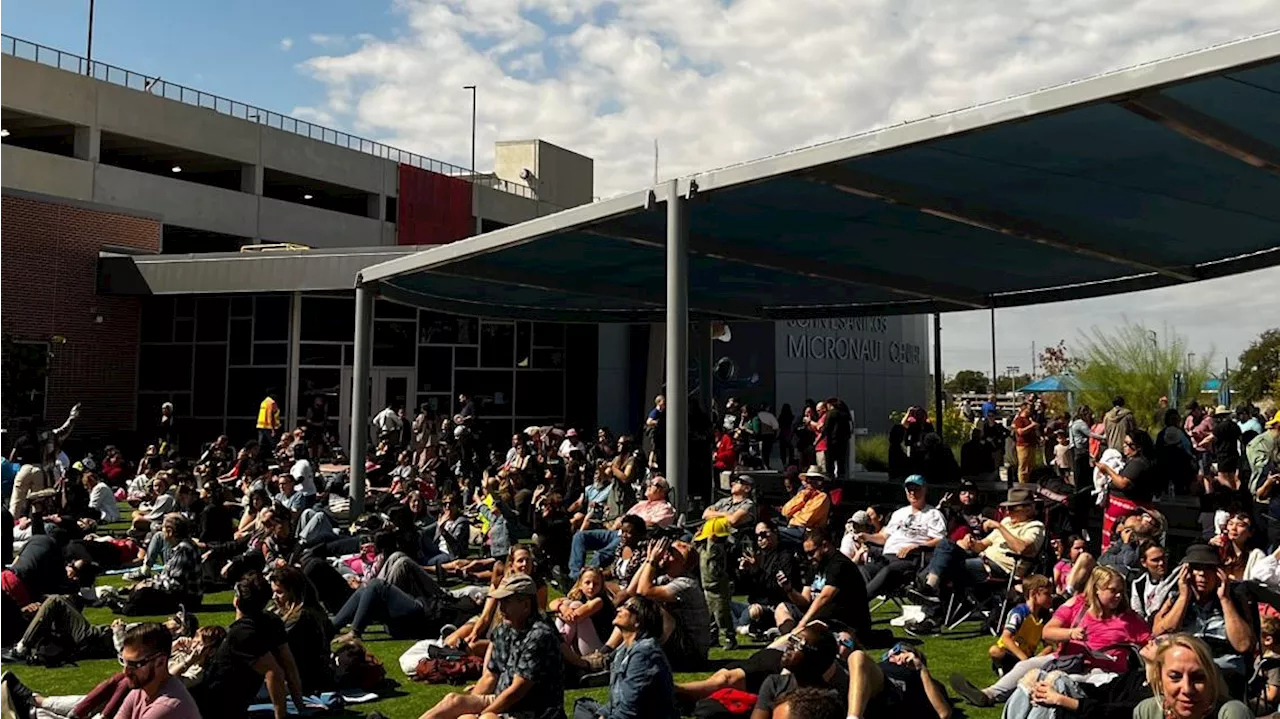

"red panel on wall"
[397,164,474,246]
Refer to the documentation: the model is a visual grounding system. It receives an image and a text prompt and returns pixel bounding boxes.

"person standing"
[646,395,666,473]
[1103,396,1138,455]
[257,389,281,456]
[1012,403,1040,484]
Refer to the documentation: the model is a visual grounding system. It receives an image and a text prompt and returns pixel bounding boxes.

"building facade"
[2,34,925,451]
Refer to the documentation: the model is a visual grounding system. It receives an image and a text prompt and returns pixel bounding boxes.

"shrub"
[857,434,889,472]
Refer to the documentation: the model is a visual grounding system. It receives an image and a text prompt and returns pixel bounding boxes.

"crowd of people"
[1,388,1279,719]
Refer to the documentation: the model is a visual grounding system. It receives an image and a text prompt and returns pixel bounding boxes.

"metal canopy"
[360,31,1280,321]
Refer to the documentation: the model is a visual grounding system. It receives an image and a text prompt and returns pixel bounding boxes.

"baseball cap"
[489,573,538,599]
[904,474,926,488]
[1267,411,1280,428]
[733,474,755,486]
[959,478,979,493]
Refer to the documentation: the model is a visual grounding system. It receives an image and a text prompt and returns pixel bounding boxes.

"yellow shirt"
[782,489,831,529]
[257,397,280,430]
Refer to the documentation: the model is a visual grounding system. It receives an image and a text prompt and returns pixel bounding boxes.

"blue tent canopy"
[1019,375,1084,393]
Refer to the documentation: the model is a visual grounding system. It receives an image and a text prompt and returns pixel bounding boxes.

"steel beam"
[348,284,373,518]
[665,180,690,511]
[806,165,1198,283]
[1122,91,1280,174]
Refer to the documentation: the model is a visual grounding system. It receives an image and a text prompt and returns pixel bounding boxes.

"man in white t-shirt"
[854,474,947,597]
[288,444,317,499]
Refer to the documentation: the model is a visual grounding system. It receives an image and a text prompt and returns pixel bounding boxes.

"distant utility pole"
[86,0,95,74]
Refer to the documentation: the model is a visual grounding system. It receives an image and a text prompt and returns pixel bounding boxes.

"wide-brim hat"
[489,572,538,599]
[1213,405,1231,416]
[801,465,828,480]
[999,486,1036,508]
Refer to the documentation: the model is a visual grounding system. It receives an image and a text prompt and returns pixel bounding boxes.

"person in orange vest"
[257,387,281,454]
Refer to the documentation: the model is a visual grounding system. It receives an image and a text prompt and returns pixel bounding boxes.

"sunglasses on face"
[119,652,163,670]
[756,532,772,538]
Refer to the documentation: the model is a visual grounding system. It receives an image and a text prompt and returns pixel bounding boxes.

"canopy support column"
[349,284,374,518]
[665,180,689,511]
[989,307,997,395]
[933,312,944,438]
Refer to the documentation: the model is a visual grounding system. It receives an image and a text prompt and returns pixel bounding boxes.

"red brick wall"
[1,195,161,434]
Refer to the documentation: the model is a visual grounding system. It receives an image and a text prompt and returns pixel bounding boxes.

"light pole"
[86,0,95,74]
[1006,365,1021,395]
[463,85,480,235]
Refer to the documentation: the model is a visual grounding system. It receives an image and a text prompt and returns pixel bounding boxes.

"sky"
[4,0,1278,375]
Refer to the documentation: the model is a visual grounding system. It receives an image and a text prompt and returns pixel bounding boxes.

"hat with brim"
[999,486,1036,508]
[1183,543,1221,567]
[1267,411,1280,428]
[904,474,926,488]
[695,516,734,542]
[801,465,828,481]
[1214,405,1231,416]
[733,474,754,486]
[488,572,538,600]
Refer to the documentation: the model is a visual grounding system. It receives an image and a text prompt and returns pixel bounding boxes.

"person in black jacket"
[733,523,802,637]
[270,564,335,693]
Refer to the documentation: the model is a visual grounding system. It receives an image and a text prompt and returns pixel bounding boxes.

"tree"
[1233,329,1280,403]
[945,370,990,396]
[1073,322,1212,431]
[995,373,1033,394]
[1038,340,1082,377]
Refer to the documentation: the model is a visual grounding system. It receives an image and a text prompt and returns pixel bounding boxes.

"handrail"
[1,34,538,201]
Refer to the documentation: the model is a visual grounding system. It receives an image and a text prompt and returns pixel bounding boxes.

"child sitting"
[552,567,616,658]
[989,574,1053,675]
[1252,616,1280,716]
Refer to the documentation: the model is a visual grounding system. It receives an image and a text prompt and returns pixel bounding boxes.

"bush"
[857,434,889,472]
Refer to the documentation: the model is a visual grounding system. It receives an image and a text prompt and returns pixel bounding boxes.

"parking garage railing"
[2,34,539,201]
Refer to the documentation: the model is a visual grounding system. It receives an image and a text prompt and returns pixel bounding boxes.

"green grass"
[6,584,1006,719]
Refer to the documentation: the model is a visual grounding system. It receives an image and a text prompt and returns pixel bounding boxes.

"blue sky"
[3,0,388,131]
[4,0,1277,372]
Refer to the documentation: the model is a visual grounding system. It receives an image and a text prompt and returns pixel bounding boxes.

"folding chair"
[941,549,1043,634]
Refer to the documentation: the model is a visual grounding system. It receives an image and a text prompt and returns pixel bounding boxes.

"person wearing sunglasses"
[779,530,872,643]
[733,523,802,638]
[116,622,201,718]
[750,625,843,719]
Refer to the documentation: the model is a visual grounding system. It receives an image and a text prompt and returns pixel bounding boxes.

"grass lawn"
[5,578,1007,719]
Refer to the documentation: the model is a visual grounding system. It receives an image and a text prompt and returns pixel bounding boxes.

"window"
[419,311,477,345]
[373,320,415,366]
[299,344,343,366]
[2,340,49,425]
[141,298,174,343]
[417,346,451,393]
[516,322,532,368]
[454,370,513,413]
[254,343,288,366]
[532,322,565,348]
[227,367,287,419]
[138,344,193,391]
[192,346,228,416]
[229,320,252,365]
[480,323,514,368]
[195,298,229,342]
[516,371,563,416]
[301,297,354,341]
[375,298,416,319]
[253,296,290,341]
[455,346,478,368]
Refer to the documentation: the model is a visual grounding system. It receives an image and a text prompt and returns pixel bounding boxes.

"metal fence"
[1,34,538,200]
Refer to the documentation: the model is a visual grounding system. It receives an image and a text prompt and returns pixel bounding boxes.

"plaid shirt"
[155,539,203,597]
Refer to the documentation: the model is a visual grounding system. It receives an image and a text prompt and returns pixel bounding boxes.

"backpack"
[693,688,758,719]
[412,655,485,684]
[334,642,387,690]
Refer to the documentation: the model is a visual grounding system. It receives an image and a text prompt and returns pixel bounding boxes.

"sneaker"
[439,624,458,641]
[578,669,610,688]
[762,627,782,640]
[903,618,940,637]
[735,625,753,637]
[122,567,149,582]
[722,632,738,651]
[2,671,34,719]
[949,674,994,707]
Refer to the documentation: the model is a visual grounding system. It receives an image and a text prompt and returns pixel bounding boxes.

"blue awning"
[360,32,1280,322]
[1019,375,1084,393]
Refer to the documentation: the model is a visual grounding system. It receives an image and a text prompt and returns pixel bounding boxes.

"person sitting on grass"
[988,573,1053,675]
[442,545,548,655]
[419,572,566,719]
[113,513,203,616]
[552,566,615,659]
[778,530,872,644]
[571,595,678,719]
[733,523,802,638]
[190,572,314,719]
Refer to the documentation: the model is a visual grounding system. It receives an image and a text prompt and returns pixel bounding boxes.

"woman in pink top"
[951,565,1151,706]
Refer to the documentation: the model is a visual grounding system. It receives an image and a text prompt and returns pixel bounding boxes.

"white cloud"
[293,1,1280,365]
[279,37,294,51]
[309,33,348,48]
